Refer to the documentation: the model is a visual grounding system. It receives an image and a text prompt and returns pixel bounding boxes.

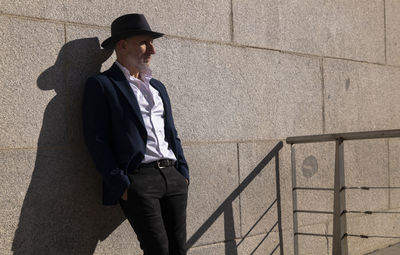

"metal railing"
[286,129,400,255]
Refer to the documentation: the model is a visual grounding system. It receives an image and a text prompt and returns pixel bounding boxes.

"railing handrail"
[286,129,400,144]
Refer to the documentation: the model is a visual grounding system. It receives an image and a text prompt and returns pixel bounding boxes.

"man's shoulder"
[86,66,115,87]
[94,66,114,79]
[86,73,109,87]
[150,78,167,90]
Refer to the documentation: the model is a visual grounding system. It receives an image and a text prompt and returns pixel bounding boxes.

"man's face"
[120,34,156,71]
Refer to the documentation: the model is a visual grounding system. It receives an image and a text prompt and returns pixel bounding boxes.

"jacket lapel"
[150,79,170,117]
[107,63,145,129]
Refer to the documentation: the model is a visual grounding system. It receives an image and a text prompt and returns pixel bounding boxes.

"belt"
[138,159,175,169]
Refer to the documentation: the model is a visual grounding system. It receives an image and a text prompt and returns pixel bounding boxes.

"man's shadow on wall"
[12,38,125,254]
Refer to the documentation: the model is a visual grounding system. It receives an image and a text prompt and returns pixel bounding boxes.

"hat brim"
[101,30,164,50]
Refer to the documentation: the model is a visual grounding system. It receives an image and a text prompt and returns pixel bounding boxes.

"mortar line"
[190,232,267,250]
[384,0,387,64]
[0,145,75,151]
[64,23,67,44]
[320,57,326,134]
[164,35,400,69]
[2,12,400,69]
[189,236,243,249]
[0,140,283,151]
[189,239,236,249]
[0,12,108,29]
[237,143,242,238]
[63,20,74,144]
[230,0,234,43]
[181,138,286,146]
[325,221,330,255]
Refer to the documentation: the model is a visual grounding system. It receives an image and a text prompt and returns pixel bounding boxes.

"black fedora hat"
[101,14,164,50]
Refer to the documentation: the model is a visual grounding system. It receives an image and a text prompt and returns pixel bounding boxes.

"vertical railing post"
[332,138,348,255]
[291,144,299,255]
[275,153,284,255]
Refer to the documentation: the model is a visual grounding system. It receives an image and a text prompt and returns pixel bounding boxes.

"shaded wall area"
[1,1,400,254]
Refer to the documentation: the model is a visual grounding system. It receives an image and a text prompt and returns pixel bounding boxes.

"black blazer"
[83,63,189,205]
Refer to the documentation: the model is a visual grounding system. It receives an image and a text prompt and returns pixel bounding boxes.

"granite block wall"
[1,1,399,254]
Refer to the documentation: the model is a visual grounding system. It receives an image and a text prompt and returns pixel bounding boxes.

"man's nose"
[147,43,155,54]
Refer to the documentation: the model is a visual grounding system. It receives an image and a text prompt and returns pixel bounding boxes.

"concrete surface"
[154,37,323,141]
[0,0,232,42]
[292,142,336,227]
[238,141,280,237]
[389,138,400,208]
[183,143,240,247]
[324,58,400,133]
[64,25,116,146]
[386,0,400,66]
[1,1,399,254]
[233,0,385,63]
[367,242,400,255]
[0,16,66,148]
[344,140,389,212]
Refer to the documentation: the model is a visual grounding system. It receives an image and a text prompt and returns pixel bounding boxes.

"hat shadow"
[11,38,126,254]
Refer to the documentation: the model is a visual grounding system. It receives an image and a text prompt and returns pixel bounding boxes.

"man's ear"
[115,40,126,52]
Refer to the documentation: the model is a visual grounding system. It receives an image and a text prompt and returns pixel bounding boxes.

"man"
[82,14,189,255]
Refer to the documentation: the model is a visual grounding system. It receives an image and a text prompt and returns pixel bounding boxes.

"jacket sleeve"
[160,83,189,181]
[82,76,130,198]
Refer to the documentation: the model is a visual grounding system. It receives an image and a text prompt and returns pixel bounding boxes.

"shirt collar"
[115,61,152,83]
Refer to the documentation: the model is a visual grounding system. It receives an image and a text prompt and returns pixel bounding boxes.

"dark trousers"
[120,166,188,255]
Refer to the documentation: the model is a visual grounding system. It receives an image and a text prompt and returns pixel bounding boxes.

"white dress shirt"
[115,61,177,163]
